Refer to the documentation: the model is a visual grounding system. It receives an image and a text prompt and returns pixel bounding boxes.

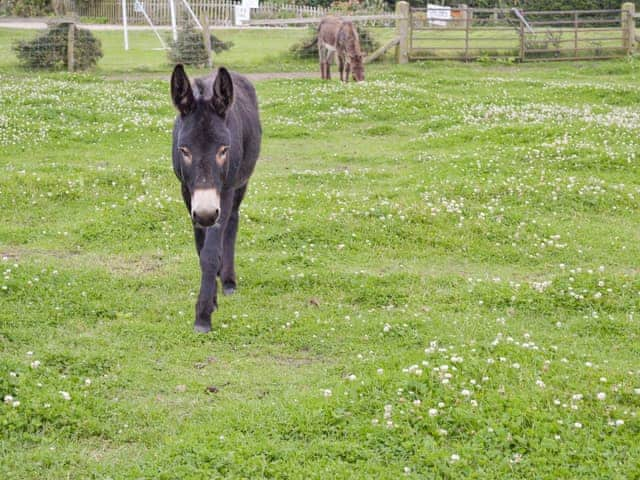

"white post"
[168,0,178,42]
[122,0,129,50]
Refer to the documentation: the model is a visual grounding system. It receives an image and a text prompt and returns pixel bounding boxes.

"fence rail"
[407,2,636,62]
[71,0,342,26]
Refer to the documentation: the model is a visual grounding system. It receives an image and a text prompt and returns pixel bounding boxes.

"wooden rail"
[408,3,636,62]
[248,14,400,26]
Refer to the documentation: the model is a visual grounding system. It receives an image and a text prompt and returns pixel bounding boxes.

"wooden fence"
[71,0,337,25]
[407,2,636,62]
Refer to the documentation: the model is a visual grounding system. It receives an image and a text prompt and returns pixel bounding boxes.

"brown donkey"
[317,16,341,80]
[318,16,365,82]
[336,20,365,82]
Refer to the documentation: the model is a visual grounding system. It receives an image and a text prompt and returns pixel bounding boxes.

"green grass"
[0,27,325,75]
[1,58,640,478]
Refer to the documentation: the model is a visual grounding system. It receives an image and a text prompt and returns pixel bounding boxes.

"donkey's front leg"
[221,185,247,295]
[194,189,234,333]
[345,62,351,83]
[195,226,222,333]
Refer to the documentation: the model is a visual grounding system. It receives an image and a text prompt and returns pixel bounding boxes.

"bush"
[2,0,51,16]
[168,23,234,67]
[12,23,103,71]
[290,24,381,59]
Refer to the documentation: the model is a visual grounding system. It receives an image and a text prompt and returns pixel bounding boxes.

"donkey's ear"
[171,64,195,116]
[211,67,234,116]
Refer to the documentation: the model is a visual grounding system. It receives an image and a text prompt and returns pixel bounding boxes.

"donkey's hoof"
[194,322,211,334]
[223,283,236,296]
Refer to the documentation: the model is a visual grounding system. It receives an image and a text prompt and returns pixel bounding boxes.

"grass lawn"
[0,26,379,75]
[1,58,640,478]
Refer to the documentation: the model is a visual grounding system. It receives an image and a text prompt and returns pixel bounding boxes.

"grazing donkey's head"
[171,64,234,227]
[351,54,365,82]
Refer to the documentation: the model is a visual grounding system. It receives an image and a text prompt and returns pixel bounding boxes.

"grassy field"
[1,55,640,478]
[0,27,318,74]
[0,26,398,75]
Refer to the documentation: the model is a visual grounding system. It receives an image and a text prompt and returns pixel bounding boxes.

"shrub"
[290,24,381,59]
[12,23,103,71]
[168,23,234,67]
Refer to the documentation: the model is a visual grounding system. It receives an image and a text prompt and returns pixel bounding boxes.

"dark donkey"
[170,65,261,333]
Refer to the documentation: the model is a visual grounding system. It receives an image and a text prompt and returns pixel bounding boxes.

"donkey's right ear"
[171,64,195,116]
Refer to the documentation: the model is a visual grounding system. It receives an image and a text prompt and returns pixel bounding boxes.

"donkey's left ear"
[211,67,234,116]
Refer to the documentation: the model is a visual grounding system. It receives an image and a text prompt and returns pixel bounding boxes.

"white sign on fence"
[427,4,451,27]
[235,5,251,25]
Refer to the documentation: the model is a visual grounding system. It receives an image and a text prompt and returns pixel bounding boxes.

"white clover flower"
[30,360,41,369]
[413,399,421,406]
[450,454,460,462]
[59,391,71,401]
[572,394,583,401]
[4,395,14,404]
[347,374,357,382]
[596,392,606,401]
[615,419,624,427]
[536,379,546,389]
[404,466,411,474]
[461,389,471,397]
[322,389,332,398]
[377,368,384,375]
[573,422,582,429]
[84,378,92,386]
[428,408,438,417]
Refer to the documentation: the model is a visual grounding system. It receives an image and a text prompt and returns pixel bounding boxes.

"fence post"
[67,22,75,72]
[518,18,525,62]
[202,15,213,69]
[396,1,410,64]
[622,2,636,54]
[574,11,579,57]
[462,5,470,61]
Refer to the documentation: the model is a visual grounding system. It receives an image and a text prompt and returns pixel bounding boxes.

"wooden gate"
[407,3,636,62]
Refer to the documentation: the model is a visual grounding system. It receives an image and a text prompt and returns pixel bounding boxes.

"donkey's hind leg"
[326,50,335,80]
[318,45,325,79]
[338,54,345,82]
[220,185,247,295]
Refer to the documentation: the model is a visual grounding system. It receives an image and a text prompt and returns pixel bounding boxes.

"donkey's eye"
[216,146,230,167]
[179,147,192,164]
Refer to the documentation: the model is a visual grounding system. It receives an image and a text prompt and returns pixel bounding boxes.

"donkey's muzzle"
[192,209,219,227]
[191,188,221,227]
